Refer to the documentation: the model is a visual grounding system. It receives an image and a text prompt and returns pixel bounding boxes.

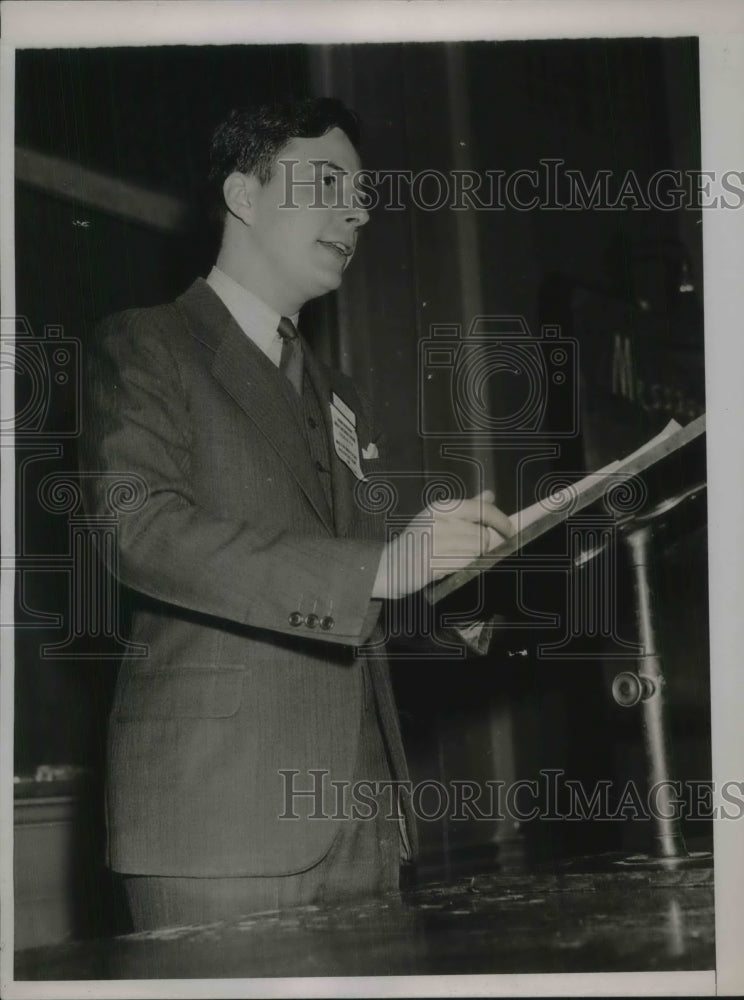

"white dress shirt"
[206,266,299,367]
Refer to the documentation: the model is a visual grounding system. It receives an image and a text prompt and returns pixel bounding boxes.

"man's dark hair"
[207,96,360,220]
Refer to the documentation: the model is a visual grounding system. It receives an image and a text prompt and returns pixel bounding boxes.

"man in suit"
[83,98,514,929]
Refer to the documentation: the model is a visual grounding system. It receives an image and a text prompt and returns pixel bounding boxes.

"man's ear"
[223,172,260,225]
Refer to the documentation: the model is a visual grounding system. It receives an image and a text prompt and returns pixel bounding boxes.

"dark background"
[13,38,709,918]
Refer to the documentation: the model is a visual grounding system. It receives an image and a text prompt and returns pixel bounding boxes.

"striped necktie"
[277,316,303,396]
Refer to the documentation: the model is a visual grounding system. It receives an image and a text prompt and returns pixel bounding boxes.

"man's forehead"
[277,128,361,173]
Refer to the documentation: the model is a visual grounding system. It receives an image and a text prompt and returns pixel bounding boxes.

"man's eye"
[322,174,338,187]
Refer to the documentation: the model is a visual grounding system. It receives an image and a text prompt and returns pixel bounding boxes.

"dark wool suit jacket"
[83,278,412,877]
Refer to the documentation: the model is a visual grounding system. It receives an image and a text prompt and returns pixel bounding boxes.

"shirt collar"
[206,266,299,367]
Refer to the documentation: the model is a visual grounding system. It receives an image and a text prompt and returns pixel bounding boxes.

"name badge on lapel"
[330,392,366,481]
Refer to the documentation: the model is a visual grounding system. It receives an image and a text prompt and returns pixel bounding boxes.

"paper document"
[501,419,683,543]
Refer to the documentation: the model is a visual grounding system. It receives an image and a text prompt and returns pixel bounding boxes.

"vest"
[277,364,335,521]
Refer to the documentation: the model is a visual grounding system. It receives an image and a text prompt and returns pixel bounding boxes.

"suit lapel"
[176,280,334,535]
[304,350,368,540]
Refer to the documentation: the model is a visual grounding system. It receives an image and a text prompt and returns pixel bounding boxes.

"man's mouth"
[318,240,354,261]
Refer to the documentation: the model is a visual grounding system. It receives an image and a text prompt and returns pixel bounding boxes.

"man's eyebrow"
[319,160,348,175]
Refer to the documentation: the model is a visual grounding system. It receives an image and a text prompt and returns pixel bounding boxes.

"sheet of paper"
[490,419,684,547]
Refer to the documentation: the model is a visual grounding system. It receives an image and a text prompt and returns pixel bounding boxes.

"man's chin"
[313,270,345,296]
[298,277,343,307]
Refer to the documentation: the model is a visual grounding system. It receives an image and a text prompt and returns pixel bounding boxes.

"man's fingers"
[439,495,515,540]
[485,525,504,552]
[431,520,506,560]
[478,503,516,540]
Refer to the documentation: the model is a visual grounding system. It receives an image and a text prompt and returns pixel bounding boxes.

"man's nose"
[344,201,370,228]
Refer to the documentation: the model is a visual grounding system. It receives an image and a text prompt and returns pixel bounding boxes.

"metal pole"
[624,524,688,859]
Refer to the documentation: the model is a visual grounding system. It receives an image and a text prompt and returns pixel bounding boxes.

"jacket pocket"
[115,667,244,720]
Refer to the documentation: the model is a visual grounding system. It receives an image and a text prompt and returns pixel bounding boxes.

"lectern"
[430,415,708,862]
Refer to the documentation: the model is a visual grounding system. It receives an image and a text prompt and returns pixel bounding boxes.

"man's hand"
[371,490,516,600]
